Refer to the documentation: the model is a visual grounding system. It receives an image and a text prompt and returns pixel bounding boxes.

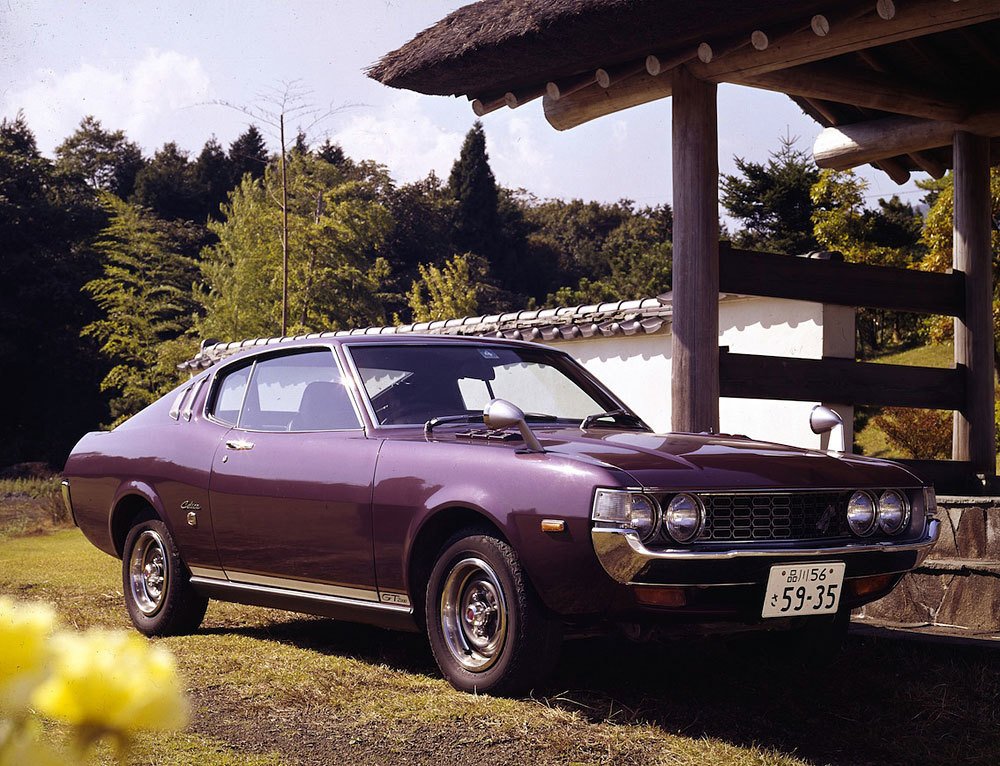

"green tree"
[83,195,200,425]
[918,169,1000,355]
[55,116,145,198]
[132,142,203,222]
[721,135,819,254]
[0,113,108,465]
[548,208,673,305]
[811,169,926,354]
[448,121,500,259]
[197,152,393,340]
[228,124,269,184]
[193,136,233,221]
[407,253,482,322]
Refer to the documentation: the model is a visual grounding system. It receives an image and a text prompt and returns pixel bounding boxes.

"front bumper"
[592,518,941,586]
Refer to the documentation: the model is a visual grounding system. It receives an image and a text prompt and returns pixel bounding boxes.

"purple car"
[63,335,939,693]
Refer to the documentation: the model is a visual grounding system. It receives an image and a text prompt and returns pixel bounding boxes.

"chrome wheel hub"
[440,556,508,672]
[129,530,168,616]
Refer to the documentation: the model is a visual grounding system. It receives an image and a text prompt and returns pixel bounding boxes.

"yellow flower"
[32,630,188,734]
[0,597,56,714]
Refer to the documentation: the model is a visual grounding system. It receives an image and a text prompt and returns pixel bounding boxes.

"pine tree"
[193,136,233,220]
[228,124,269,184]
[132,143,202,222]
[448,122,501,260]
[720,135,819,254]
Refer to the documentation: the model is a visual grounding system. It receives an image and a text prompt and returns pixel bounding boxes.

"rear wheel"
[122,515,208,636]
[425,529,561,695]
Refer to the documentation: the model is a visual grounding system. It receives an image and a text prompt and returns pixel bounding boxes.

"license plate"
[761,562,845,618]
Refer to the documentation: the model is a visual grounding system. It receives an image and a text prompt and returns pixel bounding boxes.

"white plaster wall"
[540,296,855,450]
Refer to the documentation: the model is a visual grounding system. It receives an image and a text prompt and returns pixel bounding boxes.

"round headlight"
[847,491,876,537]
[628,494,657,541]
[877,490,909,535]
[665,493,704,543]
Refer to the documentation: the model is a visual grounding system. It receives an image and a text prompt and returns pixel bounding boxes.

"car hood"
[537,428,922,490]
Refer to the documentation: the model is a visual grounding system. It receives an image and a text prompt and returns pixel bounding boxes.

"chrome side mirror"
[484,399,545,453]
[809,405,846,453]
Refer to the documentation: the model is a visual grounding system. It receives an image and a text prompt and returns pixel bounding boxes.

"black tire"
[425,528,561,695]
[122,514,208,636]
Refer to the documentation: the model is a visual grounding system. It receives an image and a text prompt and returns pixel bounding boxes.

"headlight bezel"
[877,489,911,535]
[663,492,705,544]
[591,489,660,542]
[846,490,877,537]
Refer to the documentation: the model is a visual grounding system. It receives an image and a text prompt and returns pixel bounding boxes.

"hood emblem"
[815,504,837,534]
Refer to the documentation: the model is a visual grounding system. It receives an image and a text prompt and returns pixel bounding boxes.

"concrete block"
[955,507,988,558]
[934,573,1000,632]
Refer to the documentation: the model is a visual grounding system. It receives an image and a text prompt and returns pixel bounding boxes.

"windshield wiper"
[580,409,647,431]
[424,414,484,434]
[524,412,558,422]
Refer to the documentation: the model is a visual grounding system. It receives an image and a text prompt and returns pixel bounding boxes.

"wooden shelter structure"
[369,0,1000,493]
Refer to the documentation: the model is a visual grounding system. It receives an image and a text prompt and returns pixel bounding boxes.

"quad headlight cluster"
[592,489,705,544]
[846,489,910,537]
[593,487,915,545]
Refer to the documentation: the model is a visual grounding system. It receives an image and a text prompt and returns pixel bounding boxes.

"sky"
[0,0,925,216]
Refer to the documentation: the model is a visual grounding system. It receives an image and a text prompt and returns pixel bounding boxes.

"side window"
[240,350,360,432]
[209,363,252,426]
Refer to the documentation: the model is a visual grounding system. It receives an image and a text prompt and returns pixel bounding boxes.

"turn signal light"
[847,574,895,599]
[633,586,687,608]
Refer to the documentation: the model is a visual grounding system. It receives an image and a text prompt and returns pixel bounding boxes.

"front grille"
[695,491,851,542]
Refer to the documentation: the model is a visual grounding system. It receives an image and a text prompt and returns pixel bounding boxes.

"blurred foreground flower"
[33,629,188,737]
[0,597,56,714]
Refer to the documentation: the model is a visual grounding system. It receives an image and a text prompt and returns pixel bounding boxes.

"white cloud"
[486,115,555,196]
[331,92,465,185]
[4,49,212,154]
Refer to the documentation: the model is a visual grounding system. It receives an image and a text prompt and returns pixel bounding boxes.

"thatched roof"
[369,0,1000,182]
[368,0,827,98]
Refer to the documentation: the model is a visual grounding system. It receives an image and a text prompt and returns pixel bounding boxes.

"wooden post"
[952,131,995,475]
[671,66,720,433]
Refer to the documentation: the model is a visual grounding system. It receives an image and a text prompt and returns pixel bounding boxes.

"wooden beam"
[952,131,995,473]
[814,110,1000,169]
[719,352,965,410]
[908,151,947,179]
[690,0,1000,83]
[719,247,966,317]
[873,157,911,185]
[504,83,547,109]
[671,66,719,433]
[645,49,697,76]
[546,72,595,101]
[543,71,672,131]
[595,60,646,89]
[732,63,968,122]
[471,95,506,116]
[539,0,1000,130]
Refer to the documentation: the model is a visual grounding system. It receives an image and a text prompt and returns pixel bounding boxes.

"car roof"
[206,333,558,369]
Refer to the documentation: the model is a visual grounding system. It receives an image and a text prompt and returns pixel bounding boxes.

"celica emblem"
[815,504,837,534]
[181,500,202,511]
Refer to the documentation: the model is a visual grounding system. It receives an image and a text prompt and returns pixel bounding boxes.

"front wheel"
[425,530,561,695]
[122,515,208,636]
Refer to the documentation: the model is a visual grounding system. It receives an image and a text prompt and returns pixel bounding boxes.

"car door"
[207,347,381,601]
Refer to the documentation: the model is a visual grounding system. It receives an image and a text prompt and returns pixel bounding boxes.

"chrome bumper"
[592,518,941,584]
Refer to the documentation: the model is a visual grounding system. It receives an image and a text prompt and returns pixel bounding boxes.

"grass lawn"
[2,520,1000,765]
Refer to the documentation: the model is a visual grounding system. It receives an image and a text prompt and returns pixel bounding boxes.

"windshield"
[347,343,644,429]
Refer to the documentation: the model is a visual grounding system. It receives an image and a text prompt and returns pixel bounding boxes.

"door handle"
[225,438,255,451]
